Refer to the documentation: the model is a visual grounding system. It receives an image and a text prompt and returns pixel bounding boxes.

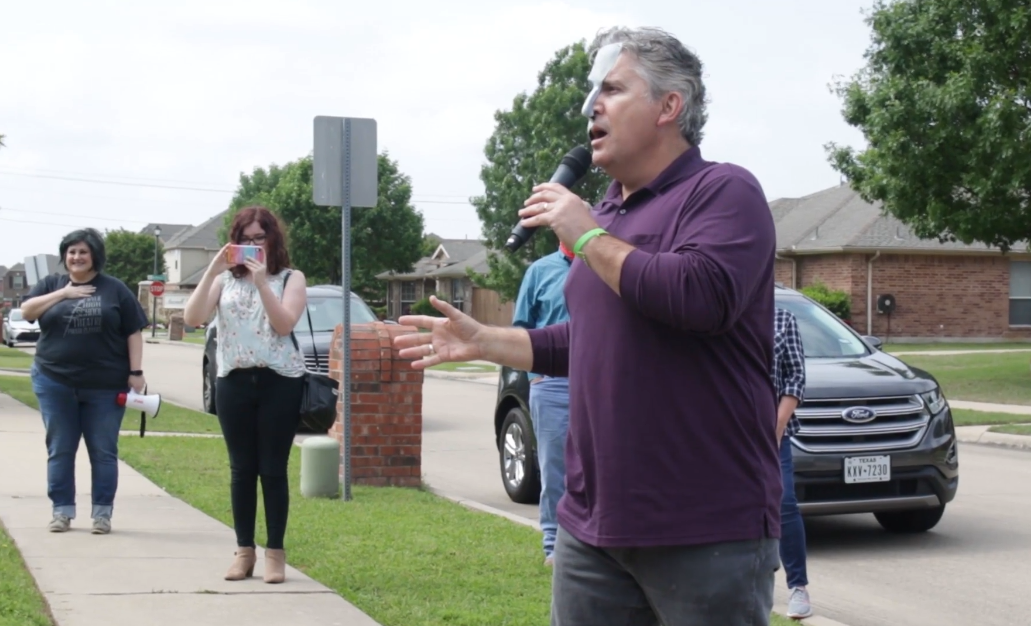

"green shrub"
[800,282,852,320]
[371,305,387,320]
[411,294,447,317]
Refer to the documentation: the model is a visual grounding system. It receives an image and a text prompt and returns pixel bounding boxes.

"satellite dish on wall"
[877,294,896,315]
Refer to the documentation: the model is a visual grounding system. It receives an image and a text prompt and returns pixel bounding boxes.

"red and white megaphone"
[117,388,162,438]
[116,389,161,419]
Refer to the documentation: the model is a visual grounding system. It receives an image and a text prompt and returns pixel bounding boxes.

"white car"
[3,308,39,347]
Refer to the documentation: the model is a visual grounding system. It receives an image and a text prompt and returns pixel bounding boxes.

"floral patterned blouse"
[215,270,305,378]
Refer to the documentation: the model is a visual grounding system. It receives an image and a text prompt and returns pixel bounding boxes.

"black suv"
[202,285,381,428]
[493,285,960,533]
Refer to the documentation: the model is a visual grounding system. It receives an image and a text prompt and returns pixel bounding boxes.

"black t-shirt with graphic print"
[25,273,149,390]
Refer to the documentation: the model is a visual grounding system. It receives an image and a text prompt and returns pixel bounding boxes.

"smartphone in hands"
[225,245,265,266]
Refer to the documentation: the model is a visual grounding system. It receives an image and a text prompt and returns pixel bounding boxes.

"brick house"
[376,238,515,326]
[772,184,1031,341]
[1,263,29,308]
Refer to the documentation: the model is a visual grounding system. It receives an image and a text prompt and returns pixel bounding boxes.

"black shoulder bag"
[282,271,341,432]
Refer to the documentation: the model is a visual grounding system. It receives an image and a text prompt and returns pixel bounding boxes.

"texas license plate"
[844,455,891,484]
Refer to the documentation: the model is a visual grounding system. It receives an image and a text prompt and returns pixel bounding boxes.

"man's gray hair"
[589,27,708,146]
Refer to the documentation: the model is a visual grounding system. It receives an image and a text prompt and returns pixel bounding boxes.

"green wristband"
[574,228,608,257]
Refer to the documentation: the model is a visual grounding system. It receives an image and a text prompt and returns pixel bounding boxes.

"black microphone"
[504,146,593,253]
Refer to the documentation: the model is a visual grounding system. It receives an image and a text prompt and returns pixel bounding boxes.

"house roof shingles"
[164,210,229,250]
[773,185,1028,254]
[376,238,490,280]
[140,223,193,244]
[179,265,209,287]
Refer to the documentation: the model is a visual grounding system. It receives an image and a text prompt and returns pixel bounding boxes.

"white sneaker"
[48,514,71,533]
[91,517,111,535]
[787,587,813,619]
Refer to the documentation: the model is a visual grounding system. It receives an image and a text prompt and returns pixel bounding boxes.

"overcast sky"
[0,0,874,267]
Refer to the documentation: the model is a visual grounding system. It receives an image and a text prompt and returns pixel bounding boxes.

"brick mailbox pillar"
[328,321,423,487]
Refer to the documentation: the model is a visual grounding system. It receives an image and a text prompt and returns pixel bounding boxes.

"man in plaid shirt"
[772,306,811,619]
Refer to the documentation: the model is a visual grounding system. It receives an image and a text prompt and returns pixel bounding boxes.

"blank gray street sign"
[313,116,378,208]
[312,115,378,503]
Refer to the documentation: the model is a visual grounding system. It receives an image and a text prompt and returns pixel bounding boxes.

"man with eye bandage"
[394,26,782,626]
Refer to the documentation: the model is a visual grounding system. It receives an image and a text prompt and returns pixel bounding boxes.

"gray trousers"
[551,526,779,626]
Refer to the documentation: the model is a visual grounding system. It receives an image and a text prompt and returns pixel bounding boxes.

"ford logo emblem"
[841,406,877,423]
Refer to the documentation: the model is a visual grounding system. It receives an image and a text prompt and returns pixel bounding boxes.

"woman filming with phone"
[183,206,307,584]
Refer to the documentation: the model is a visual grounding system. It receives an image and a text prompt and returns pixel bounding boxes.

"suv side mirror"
[863,335,883,350]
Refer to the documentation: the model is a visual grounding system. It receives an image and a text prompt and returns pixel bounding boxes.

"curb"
[118,430,222,439]
[425,487,541,531]
[422,370,499,386]
[144,338,203,349]
[956,427,1031,450]
[772,606,852,626]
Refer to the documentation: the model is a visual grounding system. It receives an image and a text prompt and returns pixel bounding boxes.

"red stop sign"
[149,281,165,297]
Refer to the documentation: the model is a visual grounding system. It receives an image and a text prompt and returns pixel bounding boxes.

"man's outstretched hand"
[395,296,487,369]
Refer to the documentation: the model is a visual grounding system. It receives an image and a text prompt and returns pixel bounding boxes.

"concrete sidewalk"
[0,392,380,626]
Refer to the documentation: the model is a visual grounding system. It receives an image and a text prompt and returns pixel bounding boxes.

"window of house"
[11,274,23,290]
[1009,261,1031,325]
[451,279,464,311]
[400,281,416,315]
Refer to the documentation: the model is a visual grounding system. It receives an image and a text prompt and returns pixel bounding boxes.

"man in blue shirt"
[512,243,574,566]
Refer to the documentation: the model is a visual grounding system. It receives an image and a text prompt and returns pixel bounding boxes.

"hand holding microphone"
[505,146,594,253]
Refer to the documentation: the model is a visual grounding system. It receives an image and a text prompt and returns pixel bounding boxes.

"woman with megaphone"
[21,227,150,536]
[183,206,308,585]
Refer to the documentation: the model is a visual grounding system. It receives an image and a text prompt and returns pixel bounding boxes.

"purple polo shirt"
[527,146,782,548]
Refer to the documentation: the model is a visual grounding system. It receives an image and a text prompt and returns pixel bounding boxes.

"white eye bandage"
[581,43,624,133]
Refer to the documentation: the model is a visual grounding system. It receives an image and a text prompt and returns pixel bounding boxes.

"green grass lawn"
[119,436,551,626]
[116,436,798,626]
[884,342,1031,353]
[427,361,498,373]
[0,375,220,435]
[898,352,1031,405]
[0,346,32,371]
[178,329,206,345]
[988,424,1031,436]
[952,409,1031,427]
[0,522,53,626]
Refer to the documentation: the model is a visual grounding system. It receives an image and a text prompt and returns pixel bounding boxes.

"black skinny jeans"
[215,367,304,550]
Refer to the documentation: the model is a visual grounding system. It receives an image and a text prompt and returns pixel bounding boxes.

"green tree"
[421,233,442,257]
[470,41,611,301]
[223,153,426,301]
[104,229,166,290]
[826,0,1031,252]
[219,162,287,243]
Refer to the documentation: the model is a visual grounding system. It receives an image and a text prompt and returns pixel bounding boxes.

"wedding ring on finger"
[427,343,435,355]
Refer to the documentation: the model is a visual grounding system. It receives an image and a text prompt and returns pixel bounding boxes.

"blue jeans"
[30,364,128,520]
[779,436,809,588]
[528,376,570,558]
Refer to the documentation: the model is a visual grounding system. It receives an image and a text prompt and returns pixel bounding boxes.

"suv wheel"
[499,407,540,504]
[874,505,946,533]
[202,359,216,415]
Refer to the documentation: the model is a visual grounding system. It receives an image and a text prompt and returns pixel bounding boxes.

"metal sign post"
[313,115,377,501]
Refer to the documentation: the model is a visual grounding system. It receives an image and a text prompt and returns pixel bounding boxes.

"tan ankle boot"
[264,548,286,584]
[224,547,256,581]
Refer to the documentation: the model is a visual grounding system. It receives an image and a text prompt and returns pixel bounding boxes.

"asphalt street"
[126,341,1031,626]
